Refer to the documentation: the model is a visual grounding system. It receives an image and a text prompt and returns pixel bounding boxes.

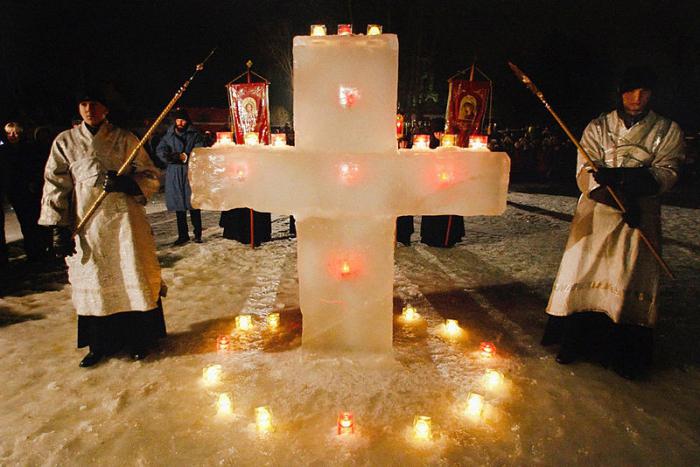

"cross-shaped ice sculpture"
[189,33,509,353]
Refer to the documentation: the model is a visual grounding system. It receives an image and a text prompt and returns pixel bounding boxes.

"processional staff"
[508,62,674,279]
[73,48,217,237]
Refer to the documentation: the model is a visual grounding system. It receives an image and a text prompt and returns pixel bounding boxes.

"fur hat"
[75,86,109,108]
[618,66,657,95]
[171,107,191,122]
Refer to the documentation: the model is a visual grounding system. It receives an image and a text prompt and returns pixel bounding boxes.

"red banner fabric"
[227,82,271,144]
[445,80,490,147]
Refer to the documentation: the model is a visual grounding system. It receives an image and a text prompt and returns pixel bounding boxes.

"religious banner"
[445,79,490,147]
[226,82,271,144]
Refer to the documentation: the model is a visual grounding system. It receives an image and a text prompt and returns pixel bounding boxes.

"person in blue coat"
[156,108,206,245]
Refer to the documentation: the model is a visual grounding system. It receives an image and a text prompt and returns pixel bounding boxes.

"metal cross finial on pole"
[508,62,674,279]
[73,47,217,238]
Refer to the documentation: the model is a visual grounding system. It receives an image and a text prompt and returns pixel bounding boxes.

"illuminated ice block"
[293,34,398,155]
[190,33,510,354]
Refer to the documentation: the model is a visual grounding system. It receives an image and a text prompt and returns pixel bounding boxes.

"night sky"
[2,0,699,132]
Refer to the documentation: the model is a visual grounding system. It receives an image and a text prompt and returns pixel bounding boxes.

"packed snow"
[1,189,699,465]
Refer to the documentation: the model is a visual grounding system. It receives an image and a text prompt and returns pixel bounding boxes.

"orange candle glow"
[340,260,351,276]
[468,135,488,150]
[216,393,233,416]
[271,133,287,147]
[202,364,223,385]
[310,24,327,36]
[337,411,355,434]
[367,24,383,35]
[255,406,273,433]
[483,369,504,391]
[401,304,419,322]
[412,134,430,150]
[235,314,253,331]
[444,318,460,336]
[217,335,230,352]
[440,134,456,147]
[244,132,259,145]
[437,170,453,184]
[216,131,234,145]
[266,312,280,330]
[413,415,432,440]
[465,392,485,418]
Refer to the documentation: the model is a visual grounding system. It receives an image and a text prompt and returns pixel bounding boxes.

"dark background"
[1,0,699,133]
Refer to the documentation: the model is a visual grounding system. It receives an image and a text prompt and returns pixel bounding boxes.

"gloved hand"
[621,201,641,229]
[102,170,142,196]
[592,167,658,197]
[165,152,187,164]
[52,226,76,258]
[591,167,623,187]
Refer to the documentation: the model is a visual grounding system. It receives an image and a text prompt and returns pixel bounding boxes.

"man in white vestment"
[39,89,166,367]
[542,66,684,379]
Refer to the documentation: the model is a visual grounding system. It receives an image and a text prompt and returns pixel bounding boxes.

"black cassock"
[396,216,413,246]
[420,215,465,247]
[219,208,272,246]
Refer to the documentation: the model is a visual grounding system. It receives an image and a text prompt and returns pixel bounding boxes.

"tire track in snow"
[413,244,543,354]
[239,240,295,317]
[394,263,508,390]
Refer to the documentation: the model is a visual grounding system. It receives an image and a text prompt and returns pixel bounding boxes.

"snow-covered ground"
[1,190,699,465]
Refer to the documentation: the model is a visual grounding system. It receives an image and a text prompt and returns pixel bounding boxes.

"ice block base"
[296,216,395,353]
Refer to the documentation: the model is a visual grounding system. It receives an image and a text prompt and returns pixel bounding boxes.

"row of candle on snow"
[203,369,506,439]
[217,308,499,357]
[214,131,489,151]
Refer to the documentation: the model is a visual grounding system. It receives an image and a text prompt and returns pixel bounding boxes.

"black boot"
[79,351,103,367]
[190,209,203,243]
[174,211,190,245]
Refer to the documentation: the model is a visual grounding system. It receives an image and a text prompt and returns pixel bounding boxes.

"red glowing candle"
[340,261,351,276]
[337,411,355,434]
[337,24,352,35]
[479,341,496,358]
[468,135,488,150]
[217,335,231,352]
[339,86,360,109]
[338,162,359,184]
[412,134,430,150]
[396,114,404,139]
[437,171,452,184]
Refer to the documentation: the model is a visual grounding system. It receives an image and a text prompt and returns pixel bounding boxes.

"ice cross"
[190,33,509,353]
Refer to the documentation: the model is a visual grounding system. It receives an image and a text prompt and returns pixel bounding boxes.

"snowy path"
[1,191,700,465]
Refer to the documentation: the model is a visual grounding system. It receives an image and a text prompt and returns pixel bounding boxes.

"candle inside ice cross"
[413,415,432,440]
[190,32,509,353]
[337,411,355,434]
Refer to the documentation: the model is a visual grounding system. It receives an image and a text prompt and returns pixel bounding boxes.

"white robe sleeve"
[650,121,684,194]
[39,137,74,227]
[575,120,604,194]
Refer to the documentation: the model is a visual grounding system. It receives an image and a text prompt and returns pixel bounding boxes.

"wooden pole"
[246,60,256,249]
[508,62,674,279]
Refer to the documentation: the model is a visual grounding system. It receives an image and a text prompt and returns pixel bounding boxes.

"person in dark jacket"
[0,121,51,263]
[155,108,206,245]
